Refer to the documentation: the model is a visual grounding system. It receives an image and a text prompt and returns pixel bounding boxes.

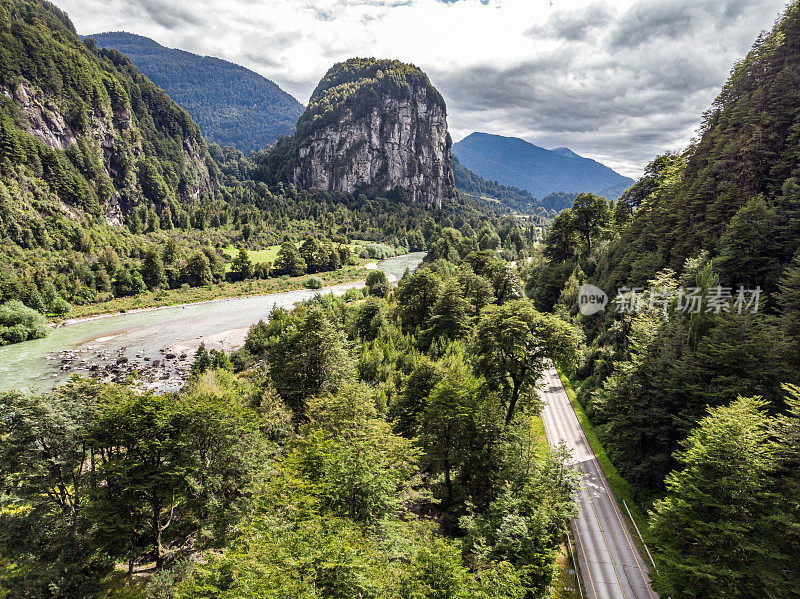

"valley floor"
[59,265,370,321]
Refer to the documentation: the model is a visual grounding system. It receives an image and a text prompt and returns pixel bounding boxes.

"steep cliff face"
[0,0,217,229]
[273,59,455,207]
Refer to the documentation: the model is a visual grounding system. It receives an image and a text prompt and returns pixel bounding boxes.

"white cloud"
[54,0,787,177]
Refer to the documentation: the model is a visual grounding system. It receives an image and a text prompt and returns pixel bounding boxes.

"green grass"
[555,367,655,555]
[99,569,146,599]
[552,540,581,599]
[222,244,283,267]
[531,412,547,443]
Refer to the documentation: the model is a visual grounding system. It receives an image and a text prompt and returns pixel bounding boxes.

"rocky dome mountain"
[86,32,304,153]
[452,132,634,200]
[261,58,456,207]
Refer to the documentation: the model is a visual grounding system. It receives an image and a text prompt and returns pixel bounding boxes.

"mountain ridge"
[87,31,304,153]
[452,131,634,200]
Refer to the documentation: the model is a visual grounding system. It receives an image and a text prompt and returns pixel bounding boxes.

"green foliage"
[229,247,254,281]
[182,251,213,287]
[0,379,110,597]
[304,275,323,289]
[265,305,353,412]
[142,247,167,290]
[461,442,578,596]
[0,371,267,592]
[0,5,597,595]
[365,269,389,297]
[715,195,779,288]
[298,384,420,523]
[273,241,306,276]
[49,295,72,316]
[472,300,583,425]
[364,242,397,259]
[191,343,233,375]
[649,397,783,598]
[0,299,48,345]
[396,268,441,332]
[569,192,611,259]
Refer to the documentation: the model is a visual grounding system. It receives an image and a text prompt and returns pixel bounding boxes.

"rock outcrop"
[0,1,218,229]
[3,80,216,225]
[271,59,456,207]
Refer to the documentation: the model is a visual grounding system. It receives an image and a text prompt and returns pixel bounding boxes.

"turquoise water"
[377,251,426,279]
[0,253,424,393]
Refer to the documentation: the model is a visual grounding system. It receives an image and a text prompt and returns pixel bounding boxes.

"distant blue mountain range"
[87,32,304,153]
[452,132,634,200]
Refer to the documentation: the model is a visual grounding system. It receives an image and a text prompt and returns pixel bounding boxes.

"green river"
[0,253,424,393]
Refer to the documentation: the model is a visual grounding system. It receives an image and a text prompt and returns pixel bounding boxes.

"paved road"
[540,367,658,599]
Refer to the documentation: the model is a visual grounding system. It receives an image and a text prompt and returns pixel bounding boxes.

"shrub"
[145,557,193,599]
[365,243,396,260]
[365,270,390,297]
[305,276,324,289]
[0,300,49,345]
[50,297,72,316]
[343,287,364,302]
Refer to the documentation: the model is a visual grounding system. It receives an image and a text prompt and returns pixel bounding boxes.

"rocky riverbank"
[49,326,251,393]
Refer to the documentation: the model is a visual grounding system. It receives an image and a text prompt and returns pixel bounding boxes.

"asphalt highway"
[539,367,658,599]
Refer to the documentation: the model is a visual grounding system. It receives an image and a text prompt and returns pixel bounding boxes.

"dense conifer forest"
[522,4,800,595]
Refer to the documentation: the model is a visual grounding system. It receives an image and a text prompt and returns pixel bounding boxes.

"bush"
[145,557,193,599]
[365,270,390,297]
[0,300,49,345]
[305,276,324,289]
[364,243,396,260]
[50,297,72,316]
[343,287,364,302]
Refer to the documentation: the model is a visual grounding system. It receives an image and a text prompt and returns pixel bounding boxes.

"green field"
[222,244,285,267]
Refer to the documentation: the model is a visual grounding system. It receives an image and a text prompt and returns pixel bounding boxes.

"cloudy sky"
[53,0,788,177]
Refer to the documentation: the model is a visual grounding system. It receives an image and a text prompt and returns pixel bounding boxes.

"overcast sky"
[53,0,789,177]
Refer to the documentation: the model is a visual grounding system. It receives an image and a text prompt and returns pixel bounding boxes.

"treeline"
[229,238,356,282]
[1,180,525,308]
[522,4,800,596]
[0,241,584,598]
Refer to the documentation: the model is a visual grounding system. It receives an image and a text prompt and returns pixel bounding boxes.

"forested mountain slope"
[87,32,304,153]
[0,0,217,230]
[597,4,800,292]
[523,6,800,596]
